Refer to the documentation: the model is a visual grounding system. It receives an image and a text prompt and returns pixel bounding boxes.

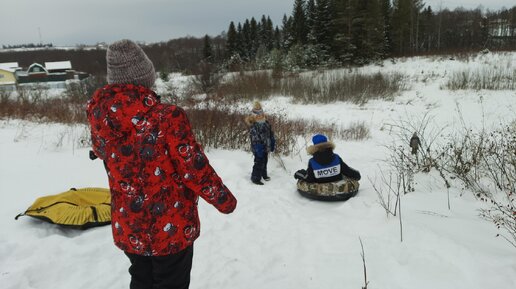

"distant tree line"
[0,36,226,76]
[223,0,516,68]
[2,43,53,49]
[0,48,107,75]
[0,0,514,76]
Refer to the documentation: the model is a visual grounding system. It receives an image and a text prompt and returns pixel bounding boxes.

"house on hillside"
[489,19,515,38]
[45,61,72,73]
[487,18,516,47]
[0,62,20,90]
[15,61,89,86]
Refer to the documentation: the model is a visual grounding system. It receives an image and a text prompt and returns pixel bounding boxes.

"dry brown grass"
[200,70,405,105]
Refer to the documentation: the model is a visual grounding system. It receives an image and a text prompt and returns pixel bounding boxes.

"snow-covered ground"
[1,53,515,289]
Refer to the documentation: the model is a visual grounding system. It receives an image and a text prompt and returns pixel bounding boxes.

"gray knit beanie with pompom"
[106,39,156,88]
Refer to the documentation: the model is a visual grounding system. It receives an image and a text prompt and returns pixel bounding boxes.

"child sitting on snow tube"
[294,134,361,201]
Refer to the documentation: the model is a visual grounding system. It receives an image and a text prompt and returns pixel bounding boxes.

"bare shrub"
[216,71,279,102]
[370,129,446,242]
[160,81,181,104]
[338,122,370,141]
[184,106,369,156]
[383,111,515,247]
[185,106,299,155]
[63,75,106,104]
[0,90,15,117]
[440,125,516,247]
[188,61,223,95]
[0,86,87,124]
[185,107,249,151]
[369,161,407,242]
[370,112,455,242]
[383,112,447,174]
[359,238,369,289]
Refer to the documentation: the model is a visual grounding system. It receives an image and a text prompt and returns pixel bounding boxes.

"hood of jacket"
[307,141,336,155]
[312,148,336,165]
[87,84,160,142]
[244,114,268,126]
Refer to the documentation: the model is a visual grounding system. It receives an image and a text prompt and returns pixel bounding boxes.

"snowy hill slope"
[1,53,515,289]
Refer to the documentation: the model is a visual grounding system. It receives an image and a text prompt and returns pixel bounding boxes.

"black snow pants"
[124,245,193,289]
[251,154,269,182]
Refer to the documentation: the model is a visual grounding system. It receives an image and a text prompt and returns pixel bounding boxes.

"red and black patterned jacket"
[87,84,237,256]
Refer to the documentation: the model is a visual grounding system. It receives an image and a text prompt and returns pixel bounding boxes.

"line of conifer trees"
[222,0,516,68]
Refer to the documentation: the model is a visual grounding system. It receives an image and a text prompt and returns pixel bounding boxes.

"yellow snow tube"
[15,187,111,229]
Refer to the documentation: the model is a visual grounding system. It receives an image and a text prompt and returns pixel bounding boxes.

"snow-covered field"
[1,52,515,289]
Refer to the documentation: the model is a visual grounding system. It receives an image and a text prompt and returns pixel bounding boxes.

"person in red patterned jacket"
[87,39,237,289]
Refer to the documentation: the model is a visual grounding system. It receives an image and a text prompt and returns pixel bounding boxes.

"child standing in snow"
[245,101,276,185]
[87,39,237,289]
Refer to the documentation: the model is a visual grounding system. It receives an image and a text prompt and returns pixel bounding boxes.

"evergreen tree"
[273,26,282,49]
[250,17,259,59]
[351,0,369,62]
[351,0,385,63]
[314,0,335,59]
[236,22,245,58]
[291,0,308,45]
[266,16,275,50]
[242,19,252,60]
[226,21,238,58]
[370,0,387,59]
[419,6,436,51]
[381,0,394,56]
[259,15,268,49]
[470,8,485,49]
[306,0,317,44]
[391,0,411,54]
[411,0,425,52]
[259,15,274,51]
[333,0,356,63]
[202,34,214,62]
[480,15,489,48]
[282,14,294,50]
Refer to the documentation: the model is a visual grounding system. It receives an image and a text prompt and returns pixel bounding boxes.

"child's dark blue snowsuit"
[245,113,275,184]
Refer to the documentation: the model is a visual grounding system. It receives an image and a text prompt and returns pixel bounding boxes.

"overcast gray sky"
[2,0,514,47]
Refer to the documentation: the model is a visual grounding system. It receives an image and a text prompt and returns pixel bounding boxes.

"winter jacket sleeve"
[164,106,237,214]
[305,162,317,183]
[294,169,307,180]
[270,131,276,152]
[340,160,361,181]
